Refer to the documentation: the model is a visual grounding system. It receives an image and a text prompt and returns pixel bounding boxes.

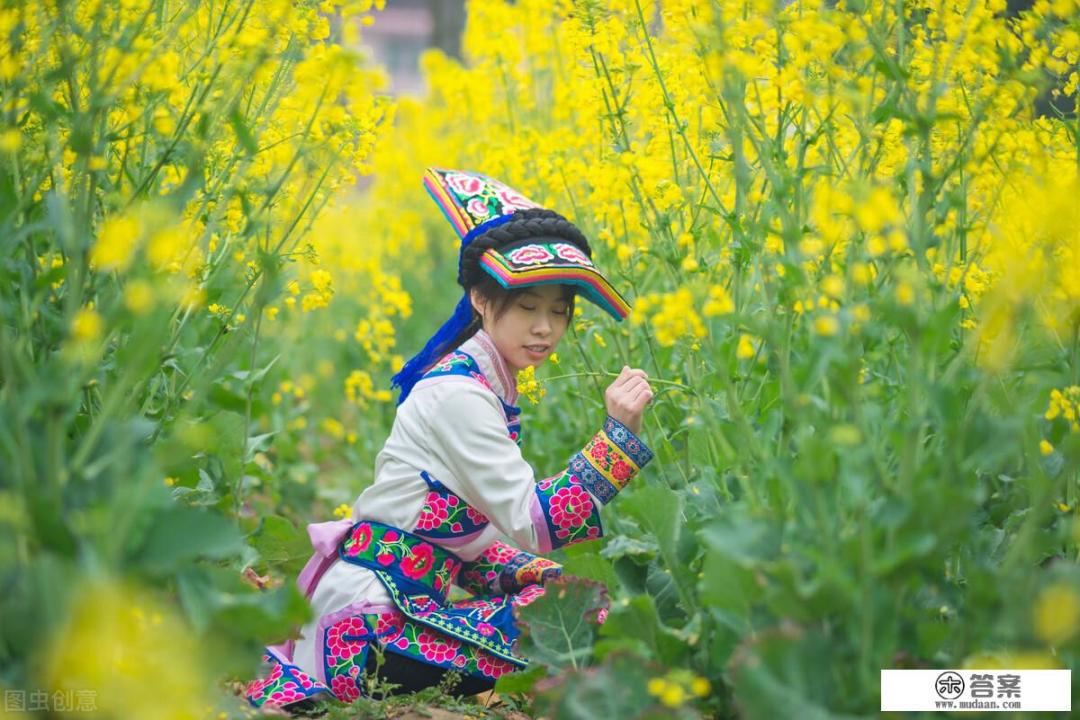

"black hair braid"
[458,208,592,288]
[441,207,591,353]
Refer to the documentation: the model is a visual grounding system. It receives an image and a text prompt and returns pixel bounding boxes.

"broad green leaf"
[599,593,689,666]
[531,651,690,720]
[133,505,246,570]
[249,514,311,577]
[513,576,608,672]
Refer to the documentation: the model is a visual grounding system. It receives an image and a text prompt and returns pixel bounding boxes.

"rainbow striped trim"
[479,244,631,321]
[422,169,472,238]
[422,167,541,240]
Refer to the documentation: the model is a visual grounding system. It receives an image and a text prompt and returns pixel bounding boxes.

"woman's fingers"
[629,382,653,407]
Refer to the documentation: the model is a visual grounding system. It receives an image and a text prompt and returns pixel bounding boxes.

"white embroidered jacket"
[289,328,654,676]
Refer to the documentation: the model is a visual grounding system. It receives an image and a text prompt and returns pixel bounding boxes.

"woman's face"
[471,284,573,373]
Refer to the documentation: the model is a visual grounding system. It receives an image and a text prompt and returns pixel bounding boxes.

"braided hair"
[447,207,593,351]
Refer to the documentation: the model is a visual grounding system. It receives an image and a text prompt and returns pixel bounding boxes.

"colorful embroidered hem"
[338,520,532,666]
[340,520,462,604]
[245,650,330,708]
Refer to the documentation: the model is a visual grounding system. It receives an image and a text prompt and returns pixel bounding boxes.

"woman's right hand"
[604,365,653,437]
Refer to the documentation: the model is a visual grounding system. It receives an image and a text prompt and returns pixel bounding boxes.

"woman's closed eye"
[520,303,569,315]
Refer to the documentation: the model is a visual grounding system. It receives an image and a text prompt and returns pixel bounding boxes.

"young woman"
[244,168,655,709]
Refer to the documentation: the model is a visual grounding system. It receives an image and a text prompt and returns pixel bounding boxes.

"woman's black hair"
[446,207,593,350]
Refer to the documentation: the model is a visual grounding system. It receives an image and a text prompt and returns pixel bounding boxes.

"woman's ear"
[469,287,486,318]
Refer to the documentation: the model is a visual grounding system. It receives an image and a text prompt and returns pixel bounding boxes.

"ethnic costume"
[244,169,652,709]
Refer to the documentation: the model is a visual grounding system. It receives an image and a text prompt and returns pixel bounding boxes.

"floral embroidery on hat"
[507,244,555,265]
[553,242,593,266]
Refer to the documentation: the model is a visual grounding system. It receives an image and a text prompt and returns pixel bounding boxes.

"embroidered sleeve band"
[569,415,654,505]
[534,469,604,551]
[456,539,563,596]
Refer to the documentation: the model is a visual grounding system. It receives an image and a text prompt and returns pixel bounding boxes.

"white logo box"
[881,669,1071,712]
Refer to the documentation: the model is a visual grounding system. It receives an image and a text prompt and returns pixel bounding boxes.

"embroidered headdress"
[390,168,631,405]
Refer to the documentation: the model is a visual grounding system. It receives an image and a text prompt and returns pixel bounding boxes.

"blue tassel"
[390,292,475,406]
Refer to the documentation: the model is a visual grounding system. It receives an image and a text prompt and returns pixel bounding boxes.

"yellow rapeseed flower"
[123,280,155,314]
[517,365,546,405]
[1034,583,1080,645]
[91,214,141,272]
[703,284,734,317]
[43,577,209,719]
[814,314,840,337]
[736,333,756,360]
[71,306,103,342]
[0,128,21,152]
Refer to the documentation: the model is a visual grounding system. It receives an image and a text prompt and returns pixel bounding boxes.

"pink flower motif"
[611,460,632,481]
[400,543,435,580]
[496,186,539,211]
[431,352,467,372]
[466,506,489,524]
[467,197,491,219]
[590,441,609,462]
[416,493,450,531]
[417,629,462,664]
[453,655,467,668]
[375,610,404,637]
[447,495,459,508]
[267,681,305,706]
[554,242,593,266]
[596,607,609,624]
[330,674,361,703]
[507,244,555,266]
[446,172,484,196]
[548,485,594,531]
[483,541,519,564]
[450,522,463,533]
[512,584,546,607]
[384,530,399,542]
[477,653,516,678]
[477,622,495,636]
[346,523,373,556]
[245,661,282,702]
[326,617,369,661]
[468,370,495,392]
[376,552,395,566]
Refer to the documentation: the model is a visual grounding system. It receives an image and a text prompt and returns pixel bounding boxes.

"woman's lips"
[524,344,549,360]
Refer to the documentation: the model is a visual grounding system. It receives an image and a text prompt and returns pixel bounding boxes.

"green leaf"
[133,504,246,570]
[249,515,311,577]
[599,593,689,666]
[513,576,608,672]
[493,664,547,695]
[620,486,683,562]
[531,651,682,720]
[229,107,258,156]
[561,550,620,589]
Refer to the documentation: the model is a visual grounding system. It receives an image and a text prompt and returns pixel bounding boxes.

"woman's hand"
[604,365,653,436]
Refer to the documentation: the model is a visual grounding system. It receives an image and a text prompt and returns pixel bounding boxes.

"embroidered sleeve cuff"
[456,540,563,595]
[568,415,654,505]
